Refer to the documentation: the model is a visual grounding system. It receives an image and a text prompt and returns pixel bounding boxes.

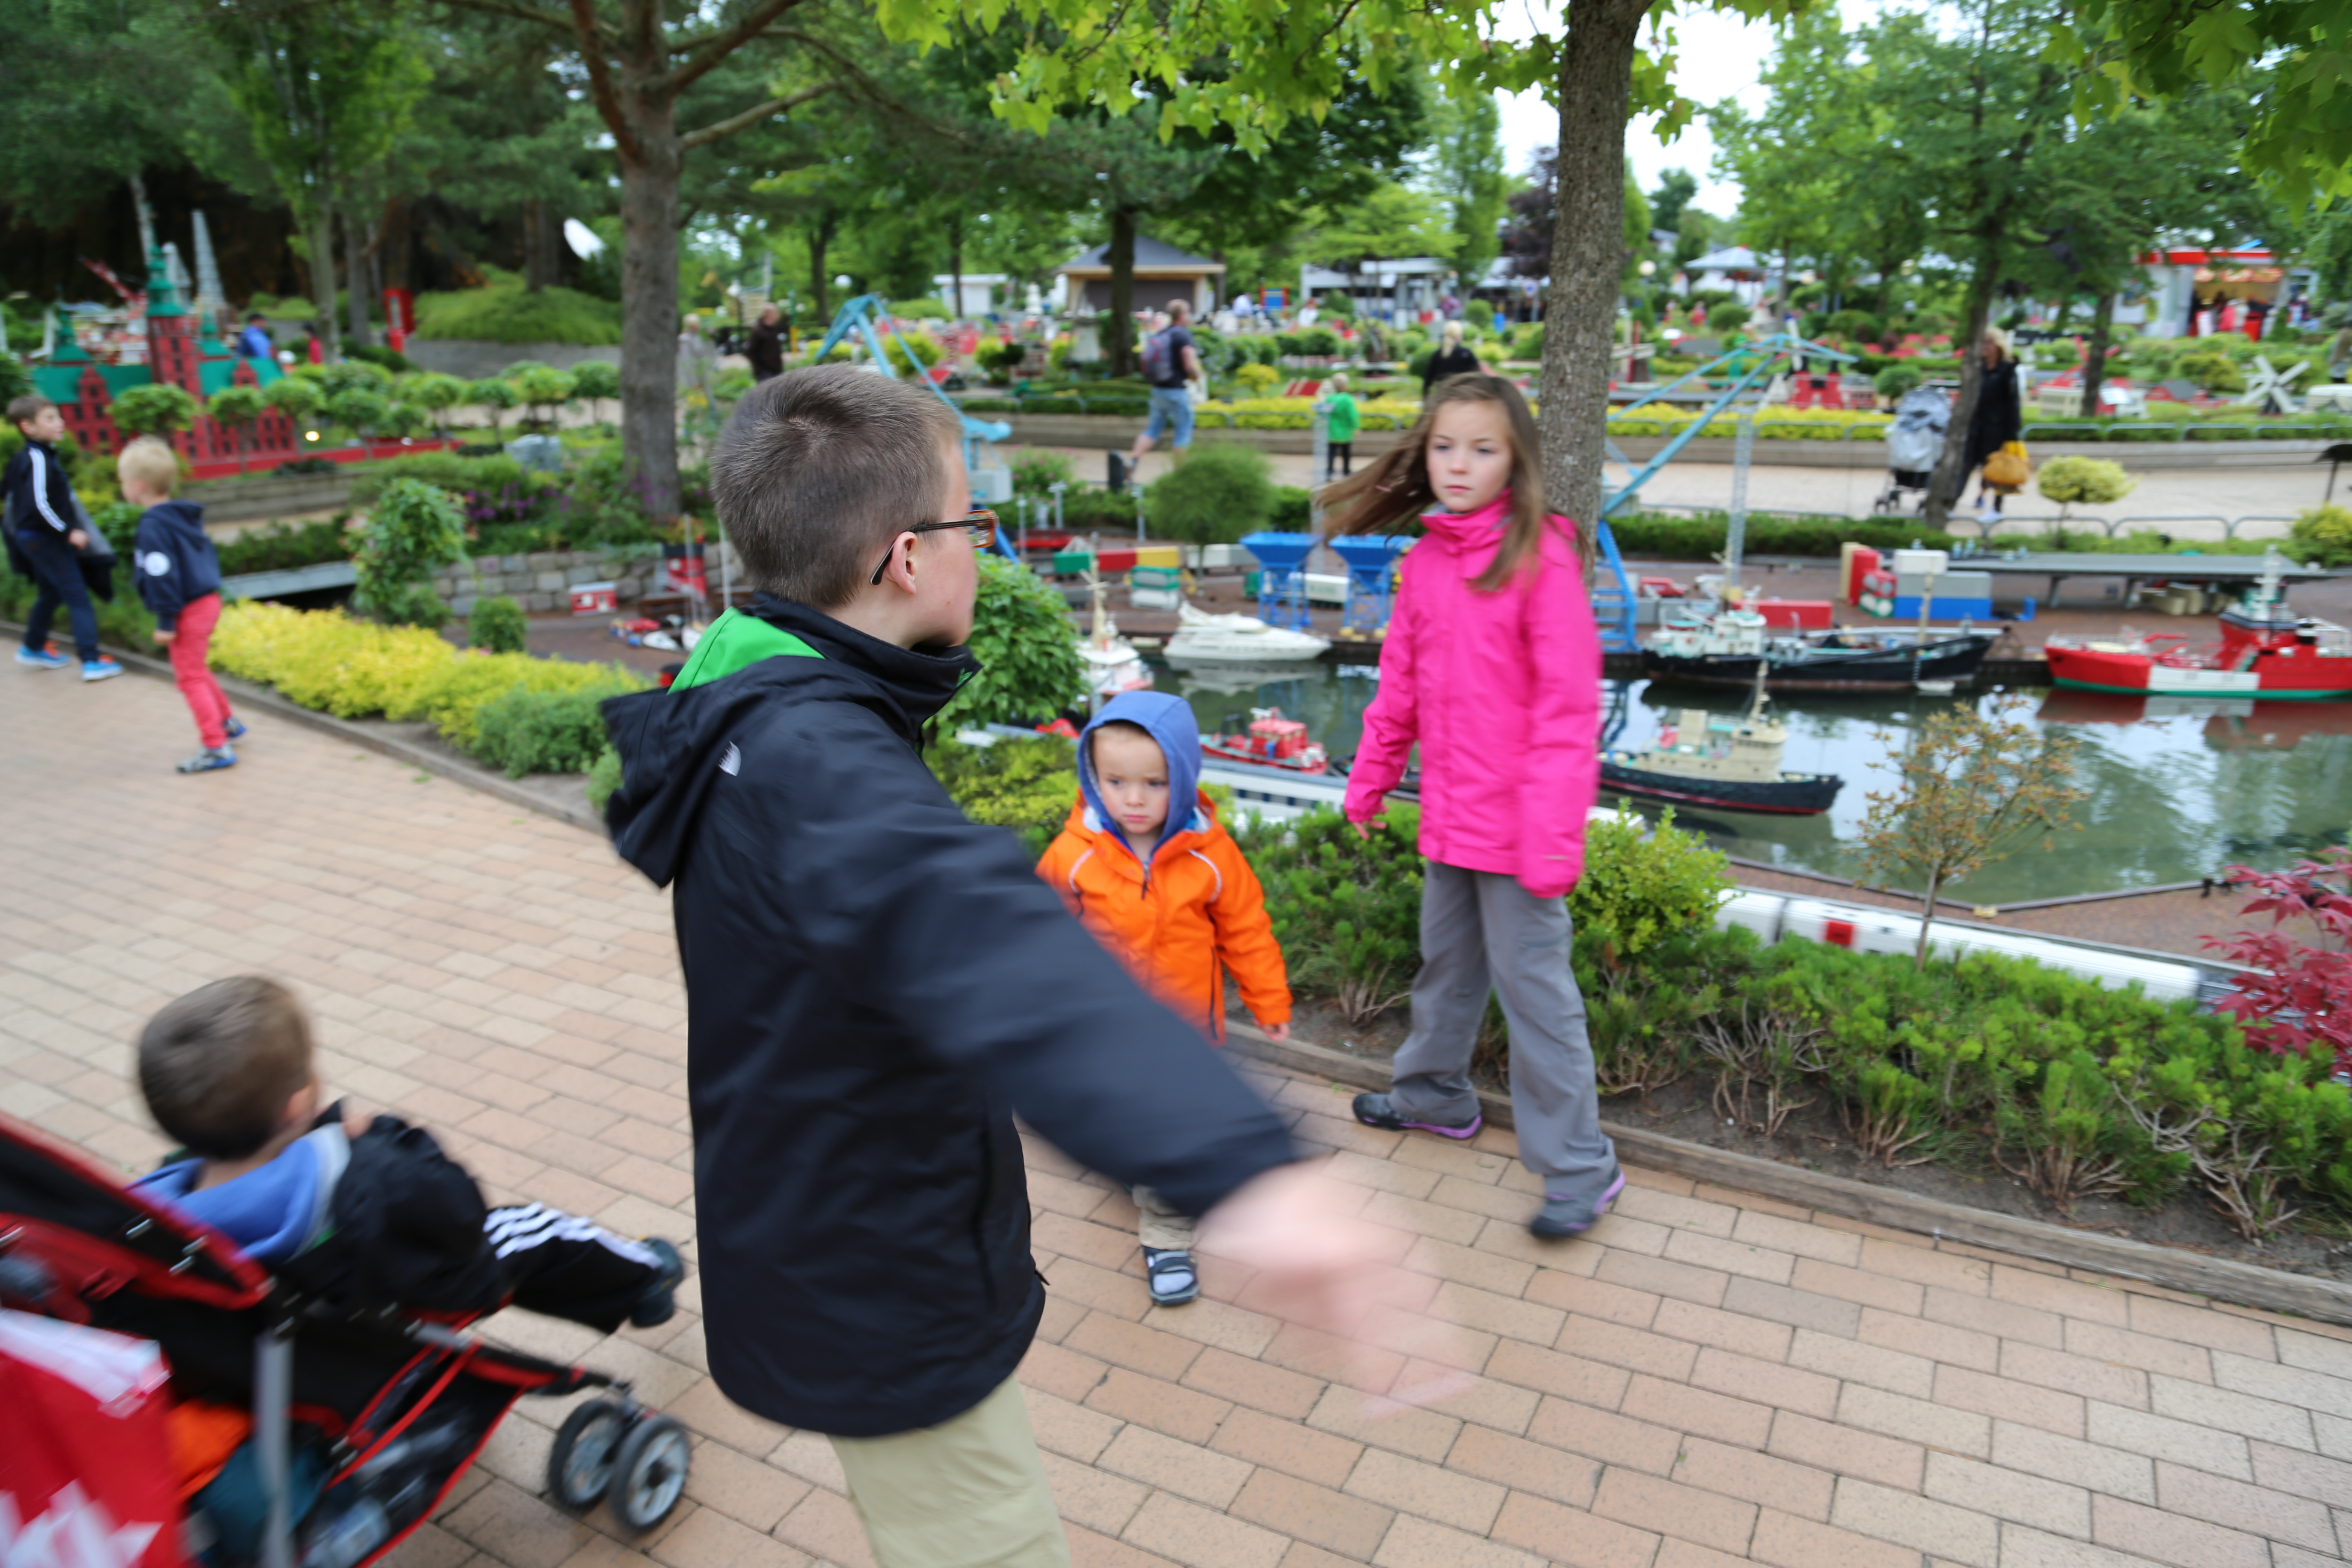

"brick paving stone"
[11,670,2352,1568]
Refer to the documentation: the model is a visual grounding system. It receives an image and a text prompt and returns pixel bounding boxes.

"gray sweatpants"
[1388,860,1619,1202]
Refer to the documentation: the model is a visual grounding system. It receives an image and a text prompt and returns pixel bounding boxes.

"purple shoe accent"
[1404,1113,1484,1140]
[1547,1169,1627,1216]
[1533,1168,1628,1238]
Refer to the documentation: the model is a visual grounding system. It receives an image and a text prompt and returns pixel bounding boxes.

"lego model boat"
[2043,549,2352,701]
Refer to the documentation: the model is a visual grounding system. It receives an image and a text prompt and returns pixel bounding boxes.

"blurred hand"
[66,529,88,550]
[152,629,174,645]
[1199,1160,1469,1408]
[1350,815,1383,842]
[1261,1021,1292,1044]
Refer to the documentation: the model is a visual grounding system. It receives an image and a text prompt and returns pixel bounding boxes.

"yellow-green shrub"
[210,601,454,719]
[392,650,640,750]
[208,602,646,758]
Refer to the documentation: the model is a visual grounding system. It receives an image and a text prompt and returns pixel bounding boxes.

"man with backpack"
[1130,300,1202,469]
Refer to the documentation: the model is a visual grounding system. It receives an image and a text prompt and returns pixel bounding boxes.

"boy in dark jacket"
[130,976,682,1330]
[601,364,1390,1568]
[5,393,121,680]
[119,436,243,773]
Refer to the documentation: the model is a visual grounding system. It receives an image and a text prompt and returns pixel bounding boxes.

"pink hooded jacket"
[1341,494,1602,899]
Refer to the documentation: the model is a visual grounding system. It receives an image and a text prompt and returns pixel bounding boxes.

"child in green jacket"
[1324,373,1360,479]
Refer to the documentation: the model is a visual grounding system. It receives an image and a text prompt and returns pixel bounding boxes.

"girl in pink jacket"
[1326,374,1623,1239]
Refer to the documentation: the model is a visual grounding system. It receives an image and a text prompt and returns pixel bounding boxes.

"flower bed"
[208,602,645,776]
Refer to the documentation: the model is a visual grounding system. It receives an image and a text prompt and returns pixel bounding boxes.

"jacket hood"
[1078,690,1203,863]
[132,1125,349,1266]
[143,500,208,534]
[601,594,978,887]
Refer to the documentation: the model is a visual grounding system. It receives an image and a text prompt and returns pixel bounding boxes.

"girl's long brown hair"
[1320,373,1578,591]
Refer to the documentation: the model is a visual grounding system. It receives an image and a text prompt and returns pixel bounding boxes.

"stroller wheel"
[548,1400,629,1512]
[610,1414,691,1533]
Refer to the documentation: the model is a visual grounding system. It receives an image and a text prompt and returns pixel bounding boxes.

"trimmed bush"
[353,478,466,627]
[216,518,354,575]
[1145,442,1276,545]
[470,595,529,653]
[2291,504,2352,567]
[927,731,1081,860]
[586,744,623,812]
[472,683,634,776]
[937,554,1086,729]
[413,270,622,345]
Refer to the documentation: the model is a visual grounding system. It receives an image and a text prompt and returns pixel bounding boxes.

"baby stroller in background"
[1874,385,1952,514]
[0,1113,690,1568]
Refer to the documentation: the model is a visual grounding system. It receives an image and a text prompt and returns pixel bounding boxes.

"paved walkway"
[5,664,2351,1568]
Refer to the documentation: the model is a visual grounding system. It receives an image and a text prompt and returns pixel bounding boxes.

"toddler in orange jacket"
[1036,691,1292,1305]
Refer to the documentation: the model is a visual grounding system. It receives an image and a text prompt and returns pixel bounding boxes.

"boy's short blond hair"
[117,436,180,496]
[138,977,315,1161]
[1329,373,1349,392]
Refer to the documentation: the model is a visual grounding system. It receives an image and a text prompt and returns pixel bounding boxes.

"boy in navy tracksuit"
[119,435,243,772]
[5,392,121,680]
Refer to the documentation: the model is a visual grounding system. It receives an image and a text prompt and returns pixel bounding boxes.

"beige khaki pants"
[827,1375,1070,1568]
[1132,1184,1197,1252]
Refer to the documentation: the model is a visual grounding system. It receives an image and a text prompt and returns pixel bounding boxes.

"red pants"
[168,593,234,749]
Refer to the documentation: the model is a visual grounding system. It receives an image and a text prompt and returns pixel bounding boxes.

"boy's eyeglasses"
[870,509,1001,585]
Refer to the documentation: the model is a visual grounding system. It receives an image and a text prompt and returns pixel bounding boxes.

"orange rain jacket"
[1035,791,1292,1041]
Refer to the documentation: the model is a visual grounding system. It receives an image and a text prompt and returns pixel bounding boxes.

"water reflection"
[1144,658,2352,904]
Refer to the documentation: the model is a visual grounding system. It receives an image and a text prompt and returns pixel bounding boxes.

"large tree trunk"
[524,199,564,291]
[380,196,411,293]
[1922,251,1998,528]
[1107,203,1137,378]
[949,213,964,322]
[304,206,340,364]
[618,94,683,518]
[343,206,373,348]
[2080,289,2116,420]
[1540,0,1653,531]
[810,212,834,321]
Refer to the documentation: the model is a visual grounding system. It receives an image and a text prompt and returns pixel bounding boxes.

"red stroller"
[0,1112,690,1568]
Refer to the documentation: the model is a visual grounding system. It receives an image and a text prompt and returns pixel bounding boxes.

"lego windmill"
[2241,355,2307,416]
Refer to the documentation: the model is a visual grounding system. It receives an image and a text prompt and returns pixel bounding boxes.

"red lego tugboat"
[2044,549,2352,701]
[1201,709,1329,773]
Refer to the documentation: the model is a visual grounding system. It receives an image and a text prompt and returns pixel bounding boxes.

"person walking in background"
[1419,319,1481,398]
[1322,373,1622,1240]
[1323,372,1360,480]
[1035,692,1293,1309]
[1963,327,2024,522]
[1130,299,1201,468]
[119,436,242,773]
[5,394,121,681]
[746,304,787,382]
[235,312,273,364]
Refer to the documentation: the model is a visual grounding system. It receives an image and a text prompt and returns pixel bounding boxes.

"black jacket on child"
[130,500,222,633]
[602,594,1296,1437]
[2,438,111,602]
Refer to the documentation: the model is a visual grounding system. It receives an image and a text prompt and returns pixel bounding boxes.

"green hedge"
[412,270,622,345]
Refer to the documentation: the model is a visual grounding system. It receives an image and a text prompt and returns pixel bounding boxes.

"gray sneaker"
[1531,1167,1627,1239]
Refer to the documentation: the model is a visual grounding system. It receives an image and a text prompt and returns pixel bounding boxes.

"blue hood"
[132,1126,349,1265]
[1078,691,1203,863]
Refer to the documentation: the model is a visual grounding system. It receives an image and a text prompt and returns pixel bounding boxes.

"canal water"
[1148,660,2352,906]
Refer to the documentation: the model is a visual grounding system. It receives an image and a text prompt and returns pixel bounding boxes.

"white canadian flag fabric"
[0,1312,178,1568]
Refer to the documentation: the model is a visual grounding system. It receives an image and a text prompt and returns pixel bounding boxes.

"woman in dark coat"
[1962,328,2023,518]
[1420,320,1483,396]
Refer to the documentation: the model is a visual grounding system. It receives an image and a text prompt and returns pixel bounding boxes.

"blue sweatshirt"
[131,499,222,632]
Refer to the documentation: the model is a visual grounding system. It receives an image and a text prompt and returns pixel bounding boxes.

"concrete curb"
[2,620,606,836]
[1224,1026,2352,1328]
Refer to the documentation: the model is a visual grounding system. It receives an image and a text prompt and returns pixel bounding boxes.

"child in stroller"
[0,978,695,1568]
[1874,384,1952,515]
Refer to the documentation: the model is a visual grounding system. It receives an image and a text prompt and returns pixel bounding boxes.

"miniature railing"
[1972,511,2300,542]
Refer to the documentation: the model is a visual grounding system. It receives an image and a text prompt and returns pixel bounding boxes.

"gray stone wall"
[433,549,651,616]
